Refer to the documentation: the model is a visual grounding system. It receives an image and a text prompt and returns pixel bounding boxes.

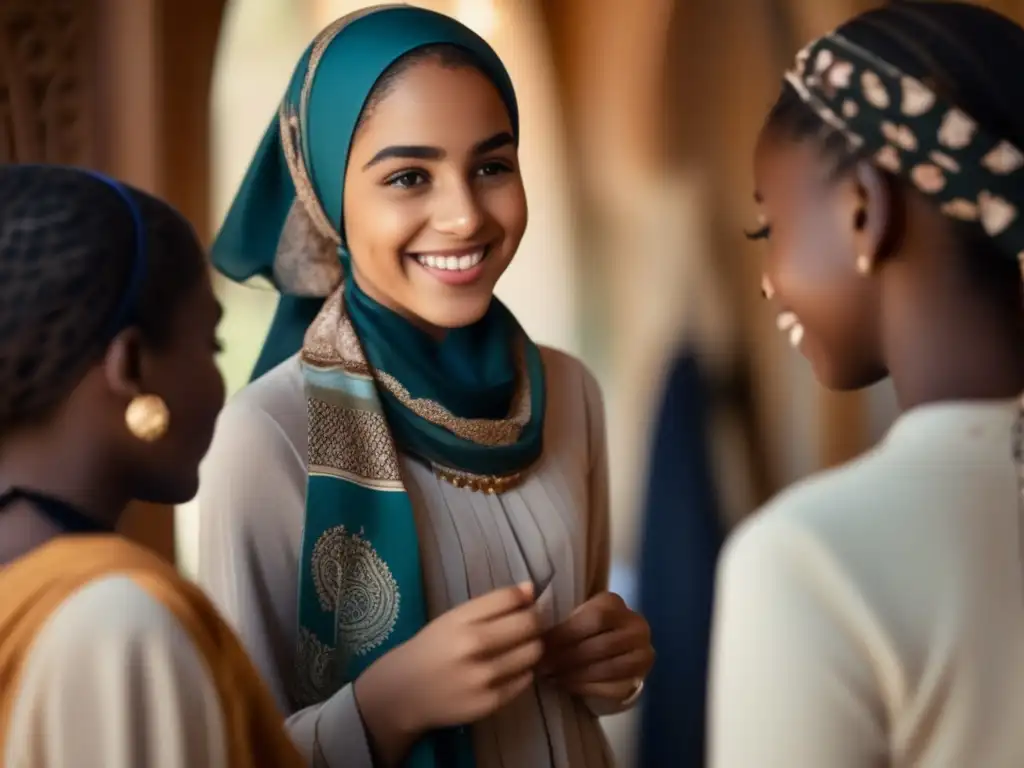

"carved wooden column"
[1,0,225,562]
[0,0,97,165]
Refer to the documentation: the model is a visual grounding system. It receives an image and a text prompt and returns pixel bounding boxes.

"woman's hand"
[354,582,544,766]
[541,591,654,703]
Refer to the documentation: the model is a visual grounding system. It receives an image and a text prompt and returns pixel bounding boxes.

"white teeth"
[776,311,798,331]
[775,310,805,349]
[415,249,484,271]
[788,323,805,348]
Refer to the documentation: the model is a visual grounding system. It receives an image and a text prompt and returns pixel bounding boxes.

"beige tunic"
[709,399,1024,767]
[196,348,621,767]
[4,576,227,767]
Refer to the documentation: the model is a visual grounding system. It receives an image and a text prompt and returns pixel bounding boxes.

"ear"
[101,327,145,400]
[848,160,894,270]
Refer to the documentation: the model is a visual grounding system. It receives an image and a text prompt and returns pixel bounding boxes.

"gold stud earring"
[125,394,170,443]
[855,253,872,275]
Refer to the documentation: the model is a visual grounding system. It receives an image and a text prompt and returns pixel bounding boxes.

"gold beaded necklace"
[433,465,527,495]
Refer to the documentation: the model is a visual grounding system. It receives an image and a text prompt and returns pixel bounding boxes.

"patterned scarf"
[211,8,543,767]
[785,32,1024,263]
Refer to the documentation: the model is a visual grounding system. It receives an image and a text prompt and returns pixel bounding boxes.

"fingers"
[475,605,543,656]
[490,669,536,711]
[488,637,545,682]
[561,678,638,701]
[556,647,650,685]
[545,592,626,649]
[458,582,534,623]
[543,624,640,674]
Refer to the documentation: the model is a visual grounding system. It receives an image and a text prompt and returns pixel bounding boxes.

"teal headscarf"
[211,6,545,767]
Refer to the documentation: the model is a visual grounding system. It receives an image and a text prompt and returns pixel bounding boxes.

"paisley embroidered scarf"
[211,7,544,767]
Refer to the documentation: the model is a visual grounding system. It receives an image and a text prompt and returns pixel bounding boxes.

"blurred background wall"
[8,0,1024,764]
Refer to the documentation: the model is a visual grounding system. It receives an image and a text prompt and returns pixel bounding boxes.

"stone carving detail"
[0,0,92,164]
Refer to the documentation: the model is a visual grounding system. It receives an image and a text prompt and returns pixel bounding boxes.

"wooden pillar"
[100,0,226,561]
[1,0,225,562]
[0,0,99,165]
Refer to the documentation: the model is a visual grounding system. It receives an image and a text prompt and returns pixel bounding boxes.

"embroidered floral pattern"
[311,525,400,658]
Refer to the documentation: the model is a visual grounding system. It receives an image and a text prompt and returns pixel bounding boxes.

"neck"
[0,424,128,531]
[884,269,1024,411]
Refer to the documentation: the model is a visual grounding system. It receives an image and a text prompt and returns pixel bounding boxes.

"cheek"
[485,179,528,240]
[768,221,873,368]
[159,349,224,441]
[346,199,424,269]
[769,214,850,317]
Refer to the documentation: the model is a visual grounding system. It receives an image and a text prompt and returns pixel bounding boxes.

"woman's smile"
[409,243,493,286]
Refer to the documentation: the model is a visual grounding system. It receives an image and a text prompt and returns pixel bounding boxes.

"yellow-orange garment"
[0,534,305,768]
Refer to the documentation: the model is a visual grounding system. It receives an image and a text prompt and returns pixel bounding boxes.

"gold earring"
[855,253,872,275]
[125,394,170,443]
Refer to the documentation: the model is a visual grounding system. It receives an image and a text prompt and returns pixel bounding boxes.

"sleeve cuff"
[310,685,375,768]
[584,678,645,717]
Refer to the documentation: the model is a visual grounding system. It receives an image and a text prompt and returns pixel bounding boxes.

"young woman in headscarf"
[0,165,304,767]
[709,3,1024,766]
[196,6,654,768]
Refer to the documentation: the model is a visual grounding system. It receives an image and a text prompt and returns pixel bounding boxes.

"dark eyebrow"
[473,131,514,156]
[361,131,515,171]
[363,145,444,170]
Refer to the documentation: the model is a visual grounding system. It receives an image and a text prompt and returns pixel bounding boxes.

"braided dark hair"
[765,1,1024,301]
[0,165,206,436]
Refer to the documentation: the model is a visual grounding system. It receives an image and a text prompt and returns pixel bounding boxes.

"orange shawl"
[0,535,304,767]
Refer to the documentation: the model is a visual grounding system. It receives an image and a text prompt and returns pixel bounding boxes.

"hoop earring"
[855,253,872,276]
[125,394,170,443]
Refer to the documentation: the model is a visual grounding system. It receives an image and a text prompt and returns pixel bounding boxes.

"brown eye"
[476,161,512,177]
[386,170,428,189]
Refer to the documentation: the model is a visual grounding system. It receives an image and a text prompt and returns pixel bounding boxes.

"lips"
[410,248,486,272]
[407,245,493,287]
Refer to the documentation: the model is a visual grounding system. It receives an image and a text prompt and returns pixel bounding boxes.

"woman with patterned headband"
[195,6,653,768]
[709,3,1024,766]
[0,165,304,767]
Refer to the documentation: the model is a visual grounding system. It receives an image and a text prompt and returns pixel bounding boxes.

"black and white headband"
[786,32,1024,275]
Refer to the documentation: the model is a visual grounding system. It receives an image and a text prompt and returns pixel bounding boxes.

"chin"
[417,297,495,330]
[138,473,200,507]
[813,359,889,392]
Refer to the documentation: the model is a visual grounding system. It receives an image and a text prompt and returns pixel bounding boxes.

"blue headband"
[82,170,148,338]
